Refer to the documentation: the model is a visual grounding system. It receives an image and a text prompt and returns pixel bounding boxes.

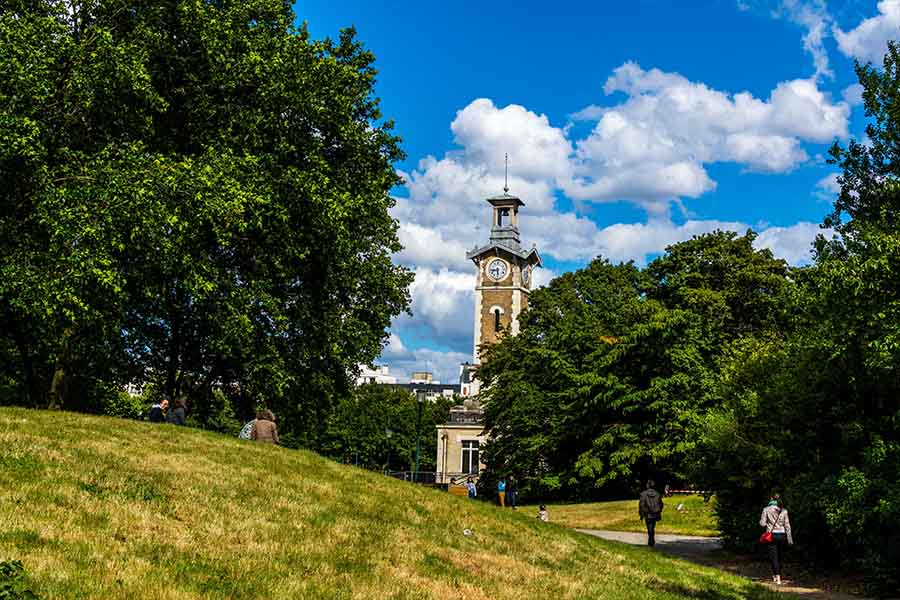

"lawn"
[0,408,775,599]
[547,495,718,537]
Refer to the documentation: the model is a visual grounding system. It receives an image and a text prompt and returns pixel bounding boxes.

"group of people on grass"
[463,475,548,521]
[639,480,793,586]
[146,397,187,425]
[496,475,519,508]
[147,397,280,444]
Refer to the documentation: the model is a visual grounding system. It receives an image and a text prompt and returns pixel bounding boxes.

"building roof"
[486,193,525,208]
[388,382,461,395]
[466,243,543,267]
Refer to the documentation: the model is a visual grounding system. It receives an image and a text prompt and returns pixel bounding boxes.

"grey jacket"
[760,505,793,544]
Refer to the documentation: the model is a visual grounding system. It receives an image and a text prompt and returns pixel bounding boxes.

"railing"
[447,410,484,425]
[385,471,479,486]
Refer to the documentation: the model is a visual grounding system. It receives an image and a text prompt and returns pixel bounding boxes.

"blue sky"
[296,0,898,382]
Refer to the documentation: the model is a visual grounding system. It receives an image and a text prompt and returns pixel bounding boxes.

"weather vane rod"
[503,153,509,193]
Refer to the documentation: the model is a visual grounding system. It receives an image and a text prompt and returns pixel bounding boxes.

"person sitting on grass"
[166,397,187,426]
[250,409,279,444]
[148,398,168,423]
[537,504,549,522]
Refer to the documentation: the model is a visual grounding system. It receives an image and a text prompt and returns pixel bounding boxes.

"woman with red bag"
[759,494,793,585]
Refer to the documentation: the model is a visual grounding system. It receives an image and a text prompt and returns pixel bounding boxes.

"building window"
[494,308,501,332]
[461,440,480,474]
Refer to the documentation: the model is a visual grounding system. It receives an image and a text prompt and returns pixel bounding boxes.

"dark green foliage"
[692,43,900,595]
[0,0,411,445]
[479,233,791,500]
[0,560,38,600]
[322,384,452,472]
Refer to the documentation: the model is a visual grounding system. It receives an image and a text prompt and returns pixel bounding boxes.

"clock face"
[522,265,531,285]
[486,258,508,282]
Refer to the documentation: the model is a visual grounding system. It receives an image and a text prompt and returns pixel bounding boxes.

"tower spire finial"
[503,153,509,193]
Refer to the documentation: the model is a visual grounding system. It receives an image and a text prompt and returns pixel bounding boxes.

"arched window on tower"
[494,308,501,333]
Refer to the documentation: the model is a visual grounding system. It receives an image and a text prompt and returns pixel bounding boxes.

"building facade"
[435,189,541,484]
[355,364,398,385]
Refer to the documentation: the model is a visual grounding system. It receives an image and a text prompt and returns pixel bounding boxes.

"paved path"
[576,529,867,600]
[576,528,722,558]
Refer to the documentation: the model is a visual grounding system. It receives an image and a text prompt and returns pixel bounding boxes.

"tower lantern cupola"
[488,193,525,250]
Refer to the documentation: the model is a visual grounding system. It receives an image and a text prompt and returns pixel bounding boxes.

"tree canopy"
[478,231,793,499]
[476,45,900,594]
[0,0,412,443]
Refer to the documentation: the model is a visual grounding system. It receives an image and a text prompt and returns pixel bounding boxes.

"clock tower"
[436,187,541,486]
[467,190,542,369]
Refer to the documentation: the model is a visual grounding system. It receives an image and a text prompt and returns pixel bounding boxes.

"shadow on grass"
[650,580,776,600]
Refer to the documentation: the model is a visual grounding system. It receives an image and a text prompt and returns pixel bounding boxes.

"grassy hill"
[0,408,779,599]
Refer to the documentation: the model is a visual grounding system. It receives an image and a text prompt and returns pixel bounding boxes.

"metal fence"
[385,471,478,486]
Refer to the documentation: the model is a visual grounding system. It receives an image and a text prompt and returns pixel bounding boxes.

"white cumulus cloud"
[835,0,900,64]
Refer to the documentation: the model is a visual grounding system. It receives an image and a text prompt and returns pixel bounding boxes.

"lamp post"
[385,428,393,475]
[441,432,449,485]
[414,389,426,482]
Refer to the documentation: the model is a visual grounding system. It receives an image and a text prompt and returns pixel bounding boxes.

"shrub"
[0,560,38,599]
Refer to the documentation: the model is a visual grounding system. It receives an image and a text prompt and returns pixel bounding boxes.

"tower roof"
[486,193,525,208]
[466,243,542,267]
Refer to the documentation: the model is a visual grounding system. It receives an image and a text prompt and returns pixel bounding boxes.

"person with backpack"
[760,494,793,585]
[638,480,664,547]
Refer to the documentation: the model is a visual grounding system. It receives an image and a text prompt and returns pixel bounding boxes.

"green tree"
[322,384,453,472]
[479,232,792,500]
[691,44,900,595]
[0,0,412,444]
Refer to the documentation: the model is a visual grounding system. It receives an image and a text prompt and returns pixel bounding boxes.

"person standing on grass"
[497,478,506,507]
[148,398,168,423]
[638,480,664,547]
[166,397,187,426]
[537,504,549,522]
[760,494,793,585]
[507,476,518,509]
[251,409,279,444]
[466,478,477,499]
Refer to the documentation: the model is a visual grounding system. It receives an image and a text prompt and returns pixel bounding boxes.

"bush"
[0,560,38,599]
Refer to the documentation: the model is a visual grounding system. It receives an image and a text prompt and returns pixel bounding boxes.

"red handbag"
[759,507,780,544]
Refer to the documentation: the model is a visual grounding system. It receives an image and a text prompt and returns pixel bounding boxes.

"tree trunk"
[46,328,74,410]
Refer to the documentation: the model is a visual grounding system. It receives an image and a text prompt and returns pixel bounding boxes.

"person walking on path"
[250,409,279,444]
[507,476,518,509]
[148,398,168,423]
[638,480,664,547]
[760,494,793,585]
[165,398,187,426]
[466,478,477,499]
[497,478,506,507]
